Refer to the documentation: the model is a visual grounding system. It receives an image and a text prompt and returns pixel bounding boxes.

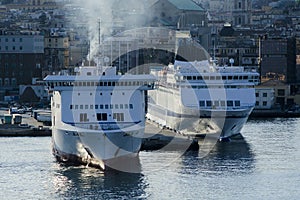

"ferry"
[44,64,156,170]
[146,60,260,140]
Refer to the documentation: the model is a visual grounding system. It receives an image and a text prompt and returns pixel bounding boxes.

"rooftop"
[167,0,205,11]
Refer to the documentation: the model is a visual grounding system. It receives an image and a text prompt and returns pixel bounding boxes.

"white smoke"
[60,0,147,61]
[69,0,115,60]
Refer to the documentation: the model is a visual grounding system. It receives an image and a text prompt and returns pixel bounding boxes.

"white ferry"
[44,65,156,170]
[146,60,260,140]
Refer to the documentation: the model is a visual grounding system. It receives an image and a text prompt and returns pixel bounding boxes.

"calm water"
[1,118,300,200]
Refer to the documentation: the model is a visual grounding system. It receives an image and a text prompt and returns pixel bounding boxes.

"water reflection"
[52,162,147,199]
[181,138,255,176]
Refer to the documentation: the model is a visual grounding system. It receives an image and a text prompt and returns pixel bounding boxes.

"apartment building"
[0,33,44,88]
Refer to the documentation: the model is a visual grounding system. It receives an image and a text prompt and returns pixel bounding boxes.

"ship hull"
[52,123,144,170]
[147,103,253,139]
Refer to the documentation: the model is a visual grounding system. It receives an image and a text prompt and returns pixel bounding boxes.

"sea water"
[0,118,300,199]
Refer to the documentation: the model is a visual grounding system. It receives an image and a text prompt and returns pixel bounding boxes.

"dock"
[0,109,51,137]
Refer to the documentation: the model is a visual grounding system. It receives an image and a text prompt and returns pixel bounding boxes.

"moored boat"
[147,59,260,140]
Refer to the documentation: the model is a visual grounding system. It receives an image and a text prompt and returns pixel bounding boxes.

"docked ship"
[146,59,260,140]
[44,64,156,170]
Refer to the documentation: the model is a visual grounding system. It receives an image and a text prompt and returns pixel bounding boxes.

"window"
[214,101,220,107]
[80,113,88,122]
[278,89,285,96]
[113,113,124,122]
[80,105,83,109]
[234,101,240,107]
[90,105,93,109]
[263,93,267,97]
[120,104,123,109]
[100,104,104,109]
[97,113,107,121]
[105,104,109,109]
[199,101,205,107]
[255,93,259,97]
[115,104,119,109]
[206,101,212,107]
[221,101,226,107]
[227,101,233,107]
[85,105,88,109]
[263,101,267,106]
[95,105,98,109]
[256,101,259,106]
[129,104,133,109]
[70,105,73,109]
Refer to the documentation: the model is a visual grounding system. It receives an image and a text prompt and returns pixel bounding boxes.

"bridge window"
[234,101,240,107]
